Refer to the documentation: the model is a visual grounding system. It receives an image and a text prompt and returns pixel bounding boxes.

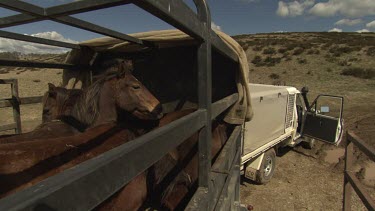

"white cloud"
[366,20,375,28]
[274,31,288,33]
[335,19,362,26]
[0,31,78,54]
[328,28,342,32]
[211,22,222,31]
[356,29,370,33]
[276,0,315,17]
[309,0,375,17]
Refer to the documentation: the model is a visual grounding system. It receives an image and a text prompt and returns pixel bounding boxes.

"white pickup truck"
[241,83,344,183]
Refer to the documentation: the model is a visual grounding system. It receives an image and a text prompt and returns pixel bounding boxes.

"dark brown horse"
[0,70,162,144]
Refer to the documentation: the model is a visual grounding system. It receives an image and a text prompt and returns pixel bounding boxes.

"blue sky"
[0,0,375,53]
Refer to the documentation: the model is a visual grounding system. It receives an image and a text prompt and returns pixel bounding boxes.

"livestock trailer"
[0,0,250,210]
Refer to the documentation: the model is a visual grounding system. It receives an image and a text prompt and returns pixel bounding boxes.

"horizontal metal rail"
[211,93,238,120]
[347,131,375,162]
[0,59,86,70]
[134,0,238,62]
[0,30,80,50]
[215,150,240,211]
[0,0,132,28]
[0,96,43,108]
[0,109,206,210]
[343,131,375,211]
[345,171,375,210]
[0,0,147,46]
[186,125,242,210]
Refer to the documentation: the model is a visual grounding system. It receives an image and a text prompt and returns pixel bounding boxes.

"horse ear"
[48,83,56,90]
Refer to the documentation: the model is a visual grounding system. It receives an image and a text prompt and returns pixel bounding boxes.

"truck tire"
[255,149,276,184]
[302,138,315,149]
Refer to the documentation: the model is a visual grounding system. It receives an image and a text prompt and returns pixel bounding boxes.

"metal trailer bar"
[343,131,375,211]
[134,0,238,62]
[0,30,80,49]
[186,126,242,210]
[0,79,21,134]
[0,0,132,28]
[0,0,147,45]
[194,2,212,207]
[0,59,88,70]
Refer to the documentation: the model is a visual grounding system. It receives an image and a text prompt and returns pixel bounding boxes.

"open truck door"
[302,95,344,145]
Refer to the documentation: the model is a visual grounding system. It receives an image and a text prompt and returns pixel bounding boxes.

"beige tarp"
[64,29,253,124]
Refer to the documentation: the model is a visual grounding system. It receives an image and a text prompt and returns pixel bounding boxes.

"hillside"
[233,32,375,210]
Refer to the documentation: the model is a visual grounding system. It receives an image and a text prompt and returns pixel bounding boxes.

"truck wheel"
[256,149,276,184]
[302,138,315,149]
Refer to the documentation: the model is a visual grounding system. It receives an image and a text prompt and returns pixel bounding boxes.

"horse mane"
[68,58,131,127]
[69,77,106,127]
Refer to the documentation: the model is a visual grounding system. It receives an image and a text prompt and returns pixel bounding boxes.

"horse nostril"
[153,104,163,115]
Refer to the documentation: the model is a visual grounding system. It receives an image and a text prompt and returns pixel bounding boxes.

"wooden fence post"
[11,79,22,134]
[343,131,353,211]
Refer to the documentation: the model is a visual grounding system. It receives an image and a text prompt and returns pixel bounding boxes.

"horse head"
[112,71,163,120]
[42,83,67,122]
[42,83,82,123]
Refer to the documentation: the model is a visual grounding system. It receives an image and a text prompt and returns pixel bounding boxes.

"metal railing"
[0,0,242,210]
[343,131,375,211]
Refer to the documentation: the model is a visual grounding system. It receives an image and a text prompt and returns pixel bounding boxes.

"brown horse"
[0,70,162,144]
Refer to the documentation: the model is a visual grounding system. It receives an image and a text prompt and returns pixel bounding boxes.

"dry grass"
[341,67,375,79]
[0,58,64,132]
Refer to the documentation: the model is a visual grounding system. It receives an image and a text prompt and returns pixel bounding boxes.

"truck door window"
[314,96,342,119]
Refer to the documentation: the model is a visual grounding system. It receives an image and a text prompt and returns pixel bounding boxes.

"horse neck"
[70,81,117,128]
[93,82,118,127]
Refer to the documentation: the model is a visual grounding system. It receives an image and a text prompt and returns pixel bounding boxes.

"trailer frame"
[0,0,243,210]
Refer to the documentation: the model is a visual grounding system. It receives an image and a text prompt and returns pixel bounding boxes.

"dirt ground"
[0,32,374,210]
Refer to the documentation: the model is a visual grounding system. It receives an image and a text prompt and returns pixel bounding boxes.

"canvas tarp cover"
[63,29,253,124]
[243,84,288,155]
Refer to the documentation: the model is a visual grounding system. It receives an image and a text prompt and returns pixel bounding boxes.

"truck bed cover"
[242,84,292,157]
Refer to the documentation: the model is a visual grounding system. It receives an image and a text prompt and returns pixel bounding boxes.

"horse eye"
[132,85,141,90]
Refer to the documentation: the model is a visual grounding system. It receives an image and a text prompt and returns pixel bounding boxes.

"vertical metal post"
[343,132,353,211]
[234,132,241,204]
[194,0,212,209]
[11,79,21,134]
